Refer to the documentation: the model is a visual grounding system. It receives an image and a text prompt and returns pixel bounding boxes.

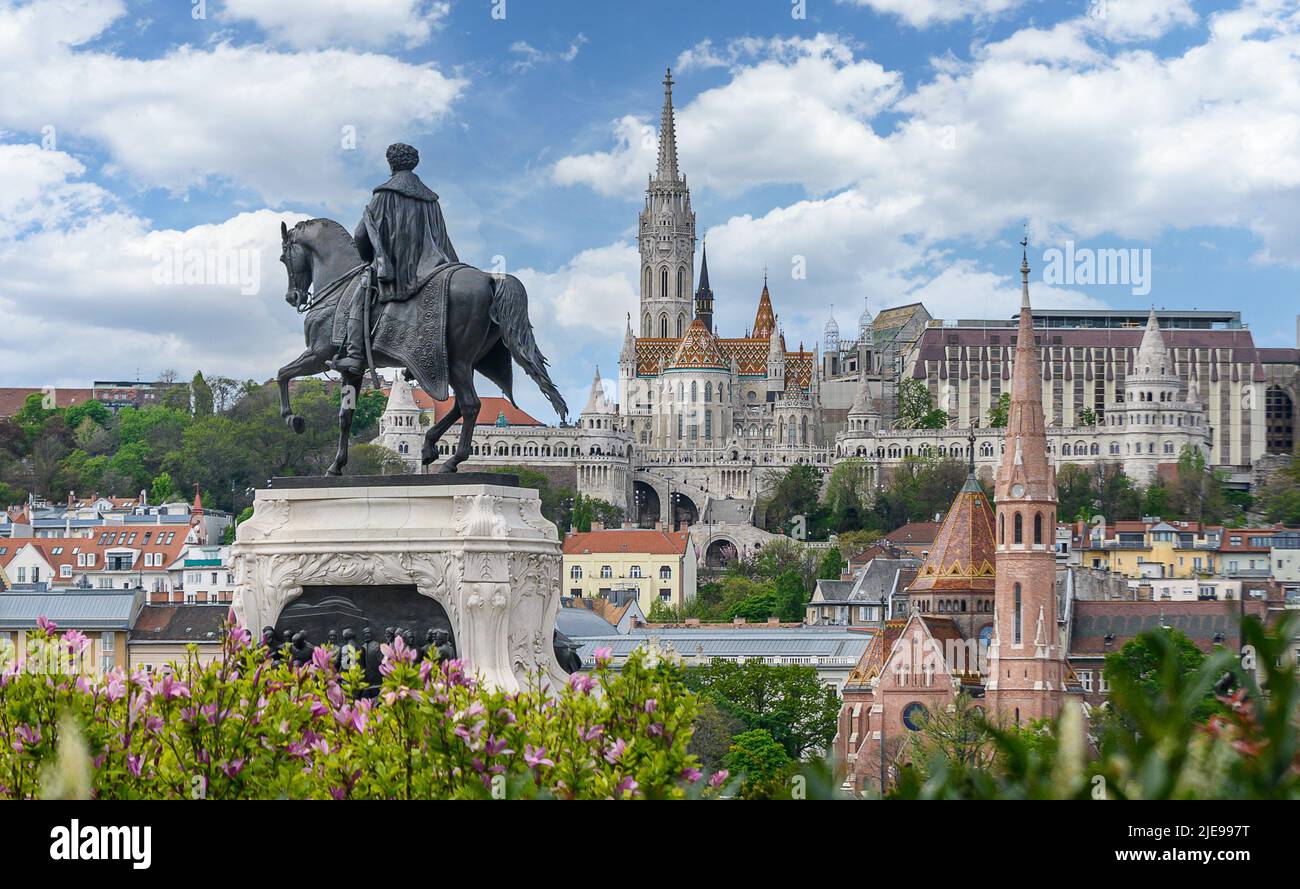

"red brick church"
[836,249,1081,793]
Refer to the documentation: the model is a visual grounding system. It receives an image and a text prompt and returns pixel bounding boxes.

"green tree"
[723,729,793,799]
[762,464,823,532]
[896,378,950,430]
[1102,625,1222,729]
[150,472,177,504]
[689,699,746,772]
[986,392,1010,428]
[822,459,873,532]
[816,546,845,580]
[684,659,840,759]
[1077,406,1099,426]
[773,570,809,622]
[191,372,214,417]
[873,455,968,531]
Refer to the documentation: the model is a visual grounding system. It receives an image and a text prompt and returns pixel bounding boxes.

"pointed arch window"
[677,314,685,338]
[1013,582,1022,645]
[677,267,685,300]
[1013,512,1023,545]
[660,267,668,300]
[1034,512,1043,545]
[660,314,669,338]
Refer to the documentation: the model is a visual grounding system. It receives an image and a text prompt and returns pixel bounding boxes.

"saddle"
[331,262,468,402]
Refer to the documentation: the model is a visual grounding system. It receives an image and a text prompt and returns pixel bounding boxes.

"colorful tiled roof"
[752,281,776,340]
[667,319,727,370]
[634,338,813,387]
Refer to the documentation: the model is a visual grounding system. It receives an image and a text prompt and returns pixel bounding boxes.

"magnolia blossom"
[604,738,628,764]
[36,616,57,634]
[62,629,91,656]
[153,675,191,701]
[614,775,639,798]
[593,646,613,667]
[709,770,729,788]
[379,636,416,676]
[523,744,554,769]
[310,646,333,673]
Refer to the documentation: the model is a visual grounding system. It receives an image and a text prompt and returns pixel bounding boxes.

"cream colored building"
[562,527,697,612]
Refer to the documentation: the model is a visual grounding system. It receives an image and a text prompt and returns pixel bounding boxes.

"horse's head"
[280,220,312,309]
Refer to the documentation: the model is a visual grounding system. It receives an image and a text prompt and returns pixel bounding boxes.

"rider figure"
[328,143,459,375]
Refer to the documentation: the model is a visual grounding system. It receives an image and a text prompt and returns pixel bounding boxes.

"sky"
[2,0,1299,422]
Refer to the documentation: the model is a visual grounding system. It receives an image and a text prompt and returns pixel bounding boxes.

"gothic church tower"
[639,69,696,340]
[985,244,1066,725]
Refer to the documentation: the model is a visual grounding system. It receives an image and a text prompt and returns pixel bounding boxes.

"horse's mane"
[290,218,356,251]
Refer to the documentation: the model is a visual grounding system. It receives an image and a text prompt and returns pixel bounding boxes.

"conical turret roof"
[753,275,776,340]
[583,367,613,414]
[907,475,996,594]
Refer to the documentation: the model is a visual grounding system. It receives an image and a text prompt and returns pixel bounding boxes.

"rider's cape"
[353,170,458,303]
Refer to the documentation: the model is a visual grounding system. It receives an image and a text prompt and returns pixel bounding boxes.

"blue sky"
[1,0,1298,421]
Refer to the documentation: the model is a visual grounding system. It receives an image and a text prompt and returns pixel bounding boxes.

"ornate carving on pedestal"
[231,481,565,692]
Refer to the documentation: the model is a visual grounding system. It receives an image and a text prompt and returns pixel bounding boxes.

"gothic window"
[801,416,808,444]
[1014,512,1023,545]
[660,267,668,300]
[660,314,669,338]
[704,382,712,402]
[643,312,651,337]
[677,414,683,439]
[704,410,712,440]
[1034,512,1043,545]
[690,381,697,402]
[676,267,685,300]
[677,382,684,402]
[999,513,1005,544]
[677,314,685,338]
[643,267,651,299]
[1013,583,1022,645]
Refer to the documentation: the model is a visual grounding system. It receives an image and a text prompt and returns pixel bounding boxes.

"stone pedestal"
[230,474,568,691]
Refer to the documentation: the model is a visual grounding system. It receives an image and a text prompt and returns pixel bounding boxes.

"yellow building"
[562,528,696,612]
[1095,521,1219,579]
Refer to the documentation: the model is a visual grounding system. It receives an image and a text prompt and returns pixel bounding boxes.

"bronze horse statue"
[276,218,568,475]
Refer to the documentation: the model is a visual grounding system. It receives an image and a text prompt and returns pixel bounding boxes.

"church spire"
[656,68,680,183]
[694,239,714,330]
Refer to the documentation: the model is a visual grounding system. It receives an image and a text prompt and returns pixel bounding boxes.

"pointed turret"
[583,367,613,415]
[753,274,776,340]
[858,296,874,344]
[1133,308,1173,378]
[620,314,637,365]
[638,69,695,337]
[694,240,714,330]
[824,305,841,354]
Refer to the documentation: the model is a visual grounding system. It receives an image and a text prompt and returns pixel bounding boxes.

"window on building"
[660,565,672,580]
[600,565,613,579]
[1013,583,1022,645]
[570,565,582,580]
[1034,513,1043,545]
[1014,513,1023,545]
[99,632,115,674]
[630,566,642,579]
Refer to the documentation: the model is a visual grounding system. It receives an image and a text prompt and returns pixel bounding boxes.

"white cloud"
[219,0,450,49]
[509,33,588,72]
[1091,0,1198,42]
[0,144,310,388]
[839,0,1024,29]
[0,0,466,207]
[554,34,901,197]
[904,259,1104,320]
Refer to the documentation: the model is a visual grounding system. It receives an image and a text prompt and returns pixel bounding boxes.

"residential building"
[0,590,143,675]
[128,604,227,674]
[562,527,696,612]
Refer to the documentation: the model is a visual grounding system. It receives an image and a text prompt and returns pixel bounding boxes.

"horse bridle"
[296,262,368,314]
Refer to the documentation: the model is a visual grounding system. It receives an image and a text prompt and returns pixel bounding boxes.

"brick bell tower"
[985,240,1065,725]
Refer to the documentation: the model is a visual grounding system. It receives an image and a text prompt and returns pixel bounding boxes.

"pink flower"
[604,738,628,764]
[127,753,143,777]
[709,770,729,788]
[680,767,702,783]
[153,674,191,701]
[226,625,252,650]
[36,615,57,634]
[524,744,553,769]
[222,759,246,778]
[644,698,658,714]
[310,646,332,673]
[105,673,127,703]
[568,672,596,695]
[593,646,613,667]
[62,629,90,655]
[379,636,415,676]
[614,775,639,798]
[12,724,40,753]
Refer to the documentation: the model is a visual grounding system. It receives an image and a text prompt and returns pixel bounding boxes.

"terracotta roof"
[880,521,941,548]
[382,388,543,426]
[0,526,191,576]
[907,476,996,594]
[844,619,905,687]
[0,387,94,418]
[1070,599,1268,657]
[563,529,690,556]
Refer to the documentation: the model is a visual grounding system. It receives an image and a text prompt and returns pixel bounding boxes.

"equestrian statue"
[275,143,568,475]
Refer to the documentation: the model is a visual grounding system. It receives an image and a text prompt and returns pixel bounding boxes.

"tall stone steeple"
[639,68,696,340]
[985,241,1065,726]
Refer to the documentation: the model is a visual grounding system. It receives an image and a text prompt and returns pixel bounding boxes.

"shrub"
[0,623,705,800]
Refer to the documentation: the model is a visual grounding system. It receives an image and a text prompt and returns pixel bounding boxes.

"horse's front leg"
[326,371,363,476]
[277,348,327,435]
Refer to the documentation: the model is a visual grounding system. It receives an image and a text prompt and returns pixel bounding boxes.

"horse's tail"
[489,273,569,422]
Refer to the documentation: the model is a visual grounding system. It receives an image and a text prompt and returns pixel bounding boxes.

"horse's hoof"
[433,462,458,474]
[325,464,343,477]
[289,415,305,435]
